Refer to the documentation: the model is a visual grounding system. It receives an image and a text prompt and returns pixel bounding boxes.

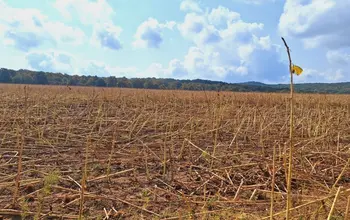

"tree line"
[0,68,349,94]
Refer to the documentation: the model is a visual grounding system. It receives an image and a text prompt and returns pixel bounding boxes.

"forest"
[1,67,349,94]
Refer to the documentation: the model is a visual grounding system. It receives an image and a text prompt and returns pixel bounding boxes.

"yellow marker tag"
[292,64,303,75]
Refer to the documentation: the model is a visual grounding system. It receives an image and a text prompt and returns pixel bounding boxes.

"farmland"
[0,84,349,219]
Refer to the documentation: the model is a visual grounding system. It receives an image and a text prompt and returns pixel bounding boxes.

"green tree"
[0,71,11,83]
[117,77,130,88]
[143,80,154,89]
[0,67,349,94]
[86,76,98,86]
[168,81,181,90]
[33,72,48,84]
[68,76,78,85]
[12,73,34,84]
[78,75,89,86]
[95,78,106,87]
[106,76,117,87]
[131,78,144,88]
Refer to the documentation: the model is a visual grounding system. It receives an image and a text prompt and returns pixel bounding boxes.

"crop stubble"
[0,84,349,219]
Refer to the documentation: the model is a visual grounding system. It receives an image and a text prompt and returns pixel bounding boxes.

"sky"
[0,0,349,83]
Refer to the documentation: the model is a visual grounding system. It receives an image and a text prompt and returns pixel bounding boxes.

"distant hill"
[239,81,267,86]
[1,67,349,94]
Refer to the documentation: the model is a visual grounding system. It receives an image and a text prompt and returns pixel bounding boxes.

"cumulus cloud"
[180,0,202,13]
[54,0,114,25]
[24,49,186,78]
[81,60,140,77]
[178,8,264,46]
[54,0,123,51]
[92,23,123,50]
[0,1,85,51]
[279,0,350,82]
[208,6,240,27]
[179,13,224,46]
[81,61,111,77]
[79,59,187,79]
[178,13,206,36]
[26,51,75,73]
[46,21,85,45]
[291,68,347,83]
[143,60,188,78]
[168,59,188,77]
[175,4,286,82]
[133,18,176,49]
[279,0,350,49]
[25,54,141,77]
[4,32,45,52]
[326,50,350,65]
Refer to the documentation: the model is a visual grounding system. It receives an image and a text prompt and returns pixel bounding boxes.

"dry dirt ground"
[0,84,349,219]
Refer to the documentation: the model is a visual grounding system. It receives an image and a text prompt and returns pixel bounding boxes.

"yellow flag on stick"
[292,64,303,75]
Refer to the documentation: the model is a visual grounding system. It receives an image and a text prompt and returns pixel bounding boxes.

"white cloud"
[0,1,85,51]
[46,21,86,45]
[81,61,112,77]
[23,47,185,78]
[54,0,114,25]
[92,23,123,50]
[292,68,347,83]
[178,13,206,36]
[26,51,139,78]
[133,18,176,49]
[183,47,212,78]
[179,10,264,47]
[175,5,285,82]
[279,0,350,82]
[208,6,240,27]
[81,60,153,78]
[168,59,188,77]
[180,0,202,13]
[26,50,76,73]
[144,63,167,77]
[103,65,139,77]
[143,59,188,78]
[79,59,188,79]
[55,0,122,51]
[326,50,350,65]
[178,13,223,46]
[279,0,350,49]
[26,55,140,77]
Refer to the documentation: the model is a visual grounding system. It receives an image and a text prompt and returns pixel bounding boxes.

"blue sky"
[0,0,349,83]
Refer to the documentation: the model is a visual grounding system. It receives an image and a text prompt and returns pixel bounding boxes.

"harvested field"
[0,84,349,219]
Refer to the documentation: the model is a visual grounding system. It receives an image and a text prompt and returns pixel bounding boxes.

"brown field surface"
[0,84,349,219]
